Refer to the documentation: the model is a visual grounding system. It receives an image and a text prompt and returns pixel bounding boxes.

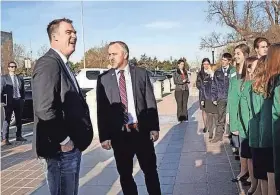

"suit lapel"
[48,49,85,102]
[129,65,137,106]
[109,69,121,102]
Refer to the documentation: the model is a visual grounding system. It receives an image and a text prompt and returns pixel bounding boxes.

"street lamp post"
[212,49,215,64]
[81,0,86,69]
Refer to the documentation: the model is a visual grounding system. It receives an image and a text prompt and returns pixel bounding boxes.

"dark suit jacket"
[32,49,93,158]
[96,65,160,143]
[1,74,25,105]
[211,66,233,101]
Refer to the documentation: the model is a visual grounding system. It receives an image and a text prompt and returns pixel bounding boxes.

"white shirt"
[51,48,79,92]
[222,65,229,73]
[9,74,21,98]
[51,48,80,145]
[115,65,138,124]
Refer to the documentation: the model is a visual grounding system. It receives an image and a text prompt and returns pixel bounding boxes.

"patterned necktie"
[13,76,19,98]
[119,70,129,124]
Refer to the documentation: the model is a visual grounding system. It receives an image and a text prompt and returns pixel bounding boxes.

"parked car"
[10,77,33,126]
[76,68,108,96]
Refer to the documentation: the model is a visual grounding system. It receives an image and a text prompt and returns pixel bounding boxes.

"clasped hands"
[101,131,159,150]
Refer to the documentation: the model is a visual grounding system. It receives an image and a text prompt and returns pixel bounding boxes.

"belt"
[122,123,139,132]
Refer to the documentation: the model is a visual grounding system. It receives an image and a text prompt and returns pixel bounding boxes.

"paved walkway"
[1,82,243,195]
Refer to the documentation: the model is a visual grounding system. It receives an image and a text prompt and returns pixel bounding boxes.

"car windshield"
[86,71,101,80]
[24,79,32,91]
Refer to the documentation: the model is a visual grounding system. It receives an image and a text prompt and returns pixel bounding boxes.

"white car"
[76,68,108,93]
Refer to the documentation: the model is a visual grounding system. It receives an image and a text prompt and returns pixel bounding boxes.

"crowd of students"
[196,37,280,195]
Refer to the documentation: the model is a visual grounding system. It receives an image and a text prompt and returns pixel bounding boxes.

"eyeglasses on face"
[8,66,17,68]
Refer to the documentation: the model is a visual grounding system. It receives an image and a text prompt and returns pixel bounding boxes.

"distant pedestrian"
[173,59,190,122]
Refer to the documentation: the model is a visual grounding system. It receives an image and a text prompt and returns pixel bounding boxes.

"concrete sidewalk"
[1,88,242,195]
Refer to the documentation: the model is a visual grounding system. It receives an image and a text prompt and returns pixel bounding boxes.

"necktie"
[13,76,19,98]
[66,62,79,91]
[119,70,129,124]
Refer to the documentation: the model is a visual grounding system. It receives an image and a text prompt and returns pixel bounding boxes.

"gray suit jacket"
[32,49,93,158]
[1,74,25,106]
[96,65,160,143]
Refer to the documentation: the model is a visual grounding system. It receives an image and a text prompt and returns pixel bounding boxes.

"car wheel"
[10,111,16,126]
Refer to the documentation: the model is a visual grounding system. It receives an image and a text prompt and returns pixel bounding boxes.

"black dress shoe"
[203,128,207,133]
[1,140,12,145]
[16,137,27,141]
[231,172,249,182]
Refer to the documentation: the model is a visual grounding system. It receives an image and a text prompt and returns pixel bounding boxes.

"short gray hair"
[108,41,129,60]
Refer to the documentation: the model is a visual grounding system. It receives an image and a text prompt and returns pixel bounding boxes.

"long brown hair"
[264,43,280,98]
[252,56,267,94]
[242,56,258,80]
[234,44,250,73]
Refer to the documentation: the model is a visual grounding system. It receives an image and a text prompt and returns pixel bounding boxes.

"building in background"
[1,31,13,74]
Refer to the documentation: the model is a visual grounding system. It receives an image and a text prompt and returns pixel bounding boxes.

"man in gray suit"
[1,61,27,145]
[32,18,93,195]
[97,41,161,195]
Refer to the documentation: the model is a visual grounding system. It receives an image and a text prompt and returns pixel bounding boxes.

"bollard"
[86,89,98,137]
[153,80,162,100]
[170,78,176,90]
[163,79,171,94]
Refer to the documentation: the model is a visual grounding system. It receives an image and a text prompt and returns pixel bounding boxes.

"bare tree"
[13,43,27,67]
[82,42,109,68]
[37,44,49,57]
[201,0,280,49]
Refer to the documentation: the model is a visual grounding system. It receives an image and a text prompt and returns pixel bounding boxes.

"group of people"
[196,37,280,195]
[29,18,161,195]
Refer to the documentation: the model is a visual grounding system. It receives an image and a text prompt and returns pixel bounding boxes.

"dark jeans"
[46,148,81,195]
[206,113,218,138]
[175,90,189,121]
[214,100,227,140]
[111,131,161,195]
[1,98,23,140]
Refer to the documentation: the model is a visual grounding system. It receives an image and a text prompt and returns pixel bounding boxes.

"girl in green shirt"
[252,49,278,195]
[261,43,280,195]
[229,44,251,184]
[237,56,258,194]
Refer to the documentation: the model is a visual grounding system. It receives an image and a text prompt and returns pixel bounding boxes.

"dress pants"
[175,90,189,121]
[213,100,227,140]
[111,130,161,195]
[206,113,218,138]
[1,98,23,140]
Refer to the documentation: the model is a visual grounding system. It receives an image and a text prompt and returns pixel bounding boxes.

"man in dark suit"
[32,18,93,195]
[1,61,27,145]
[97,41,161,195]
[211,53,233,143]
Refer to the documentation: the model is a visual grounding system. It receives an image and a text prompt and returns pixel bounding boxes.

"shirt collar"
[115,64,130,75]
[51,48,68,64]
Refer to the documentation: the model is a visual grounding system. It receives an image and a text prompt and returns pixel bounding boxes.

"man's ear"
[52,33,58,41]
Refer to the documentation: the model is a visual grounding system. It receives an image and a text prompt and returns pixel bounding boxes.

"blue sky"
[1,1,232,64]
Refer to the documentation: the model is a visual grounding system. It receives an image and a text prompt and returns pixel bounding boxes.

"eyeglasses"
[9,66,17,68]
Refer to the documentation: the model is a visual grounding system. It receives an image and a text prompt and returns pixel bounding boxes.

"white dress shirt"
[51,48,79,92]
[51,48,80,145]
[9,74,21,98]
[115,65,138,124]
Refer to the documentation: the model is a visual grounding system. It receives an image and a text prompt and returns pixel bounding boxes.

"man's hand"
[101,140,112,150]
[201,101,204,106]
[183,79,187,83]
[61,139,74,152]
[213,101,217,105]
[226,113,230,124]
[150,131,159,142]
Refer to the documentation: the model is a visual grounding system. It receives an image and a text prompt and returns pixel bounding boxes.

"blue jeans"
[46,148,81,195]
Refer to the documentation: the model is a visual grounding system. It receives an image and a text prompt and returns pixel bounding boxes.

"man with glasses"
[1,61,27,145]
